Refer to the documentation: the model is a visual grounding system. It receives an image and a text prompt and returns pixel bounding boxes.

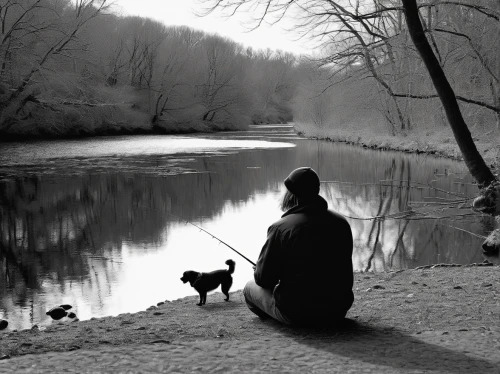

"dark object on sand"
[67,312,77,319]
[46,307,68,320]
[0,319,8,330]
[181,259,235,306]
[60,304,73,310]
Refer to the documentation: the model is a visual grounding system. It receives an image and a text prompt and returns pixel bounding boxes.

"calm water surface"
[0,125,494,329]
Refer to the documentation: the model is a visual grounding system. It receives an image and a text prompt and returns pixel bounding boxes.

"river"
[0,125,494,329]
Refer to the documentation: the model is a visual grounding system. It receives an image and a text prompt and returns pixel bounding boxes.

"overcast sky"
[111,0,310,56]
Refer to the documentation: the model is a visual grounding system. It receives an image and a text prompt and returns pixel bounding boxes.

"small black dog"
[180,259,235,306]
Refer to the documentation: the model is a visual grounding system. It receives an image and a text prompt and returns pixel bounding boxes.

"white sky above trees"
[110,0,311,55]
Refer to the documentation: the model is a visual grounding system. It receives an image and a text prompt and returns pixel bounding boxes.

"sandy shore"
[1,265,500,373]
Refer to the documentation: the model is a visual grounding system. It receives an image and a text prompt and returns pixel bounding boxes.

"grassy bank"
[0,87,247,141]
[294,122,499,170]
[0,101,290,142]
[0,116,240,142]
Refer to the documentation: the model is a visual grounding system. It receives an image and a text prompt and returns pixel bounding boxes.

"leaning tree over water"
[401,0,496,187]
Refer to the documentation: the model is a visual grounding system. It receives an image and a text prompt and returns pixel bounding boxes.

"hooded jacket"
[254,195,354,324]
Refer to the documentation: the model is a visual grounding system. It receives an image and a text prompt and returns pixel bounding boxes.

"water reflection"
[0,129,494,329]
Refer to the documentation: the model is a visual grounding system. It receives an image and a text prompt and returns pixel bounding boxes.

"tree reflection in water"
[0,136,495,329]
[321,156,491,273]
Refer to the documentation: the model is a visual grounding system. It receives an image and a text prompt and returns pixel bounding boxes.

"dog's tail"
[225,259,235,274]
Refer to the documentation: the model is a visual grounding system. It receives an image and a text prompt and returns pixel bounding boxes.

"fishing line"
[166,212,256,267]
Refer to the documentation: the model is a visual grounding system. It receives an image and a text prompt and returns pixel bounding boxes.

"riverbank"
[0,103,245,142]
[0,84,290,142]
[0,122,240,142]
[1,266,499,372]
[294,122,499,169]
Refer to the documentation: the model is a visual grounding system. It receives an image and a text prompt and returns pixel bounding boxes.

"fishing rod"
[166,212,256,267]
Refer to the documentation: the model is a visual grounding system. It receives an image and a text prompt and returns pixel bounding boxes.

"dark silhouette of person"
[243,167,354,325]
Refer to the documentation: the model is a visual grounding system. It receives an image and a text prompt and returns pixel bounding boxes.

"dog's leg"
[198,292,207,306]
[197,292,204,306]
[221,277,233,301]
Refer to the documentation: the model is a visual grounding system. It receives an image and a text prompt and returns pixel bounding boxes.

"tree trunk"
[401,0,496,187]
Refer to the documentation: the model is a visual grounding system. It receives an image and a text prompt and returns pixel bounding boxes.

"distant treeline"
[1,1,499,140]
[0,0,297,139]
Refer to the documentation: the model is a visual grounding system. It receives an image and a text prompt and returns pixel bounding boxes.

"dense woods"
[0,0,296,138]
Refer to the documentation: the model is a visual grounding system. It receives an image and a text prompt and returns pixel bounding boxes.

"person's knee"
[243,279,257,302]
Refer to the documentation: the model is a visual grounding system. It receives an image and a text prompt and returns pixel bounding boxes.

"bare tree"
[194,35,246,123]
[150,27,202,124]
[0,0,109,130]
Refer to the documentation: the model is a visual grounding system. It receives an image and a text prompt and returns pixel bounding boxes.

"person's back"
[267,195,354,324]
[245,167,354,326]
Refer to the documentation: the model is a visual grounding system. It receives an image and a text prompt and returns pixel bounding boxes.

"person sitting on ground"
[243,167,354,326]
